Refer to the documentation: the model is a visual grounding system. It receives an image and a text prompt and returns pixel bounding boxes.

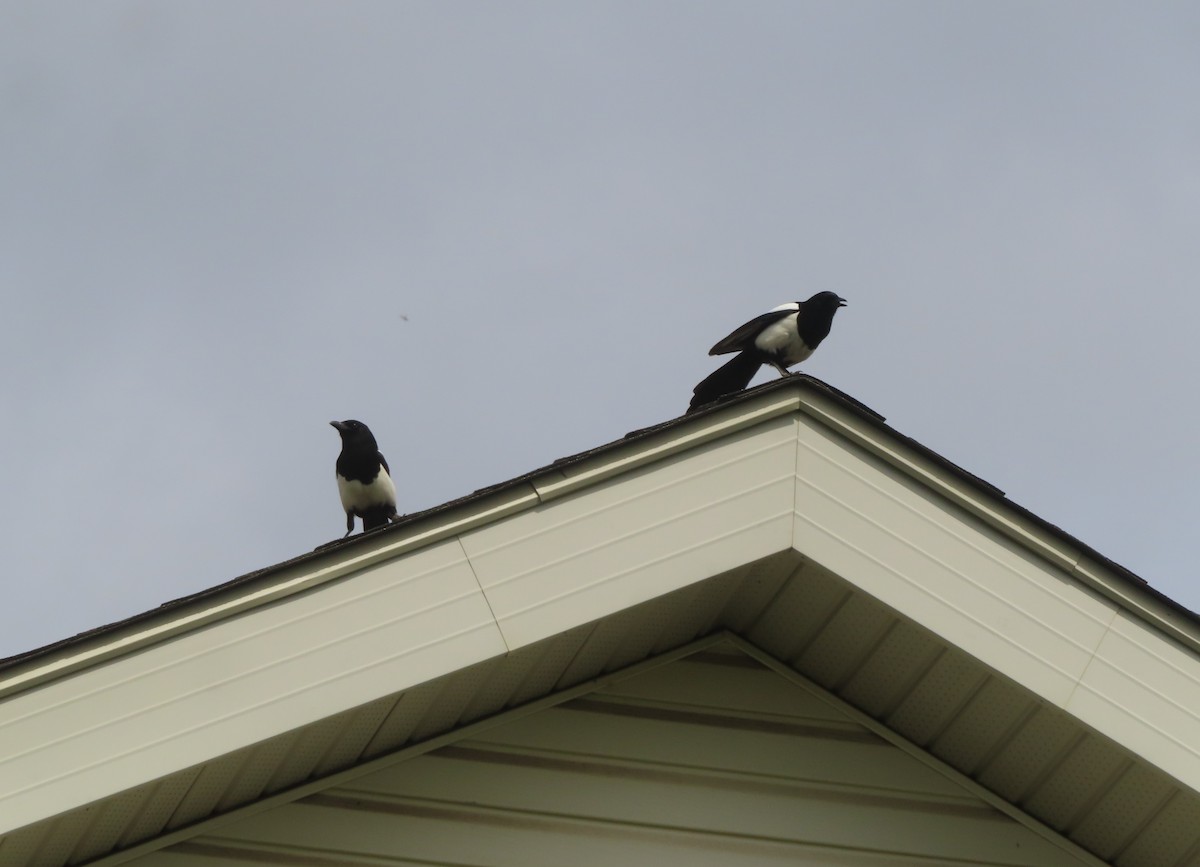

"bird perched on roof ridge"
[330,419,400,536]
[687,291,847,413]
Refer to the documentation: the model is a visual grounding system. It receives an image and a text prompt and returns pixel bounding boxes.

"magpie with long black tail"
[687,291,847,412]
[330,419,400,536]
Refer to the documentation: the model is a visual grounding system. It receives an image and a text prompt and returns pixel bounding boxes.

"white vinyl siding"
[785,409,1200,788]
[460,415,800,649]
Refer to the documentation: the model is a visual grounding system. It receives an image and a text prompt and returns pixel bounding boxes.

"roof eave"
[1,375,1194,698]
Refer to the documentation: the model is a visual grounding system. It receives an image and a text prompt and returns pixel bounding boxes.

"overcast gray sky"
[2,3,1197,658]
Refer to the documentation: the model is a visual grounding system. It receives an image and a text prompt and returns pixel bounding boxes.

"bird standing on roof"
[330,420,400,536]
[687,291,847,412]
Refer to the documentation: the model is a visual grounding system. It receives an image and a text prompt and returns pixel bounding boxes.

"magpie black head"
[791,291,847,351]
[803,291,848,311]
[330,419,379,450]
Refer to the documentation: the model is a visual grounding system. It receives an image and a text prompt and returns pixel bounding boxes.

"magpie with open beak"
[687,291,847,412]
[330,419,399,536]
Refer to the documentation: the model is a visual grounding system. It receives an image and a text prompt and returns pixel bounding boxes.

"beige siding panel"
[336,752,1067,865]
[464,703,971,800]
[462,419,797,651]
[151,652,1089,867]
[596,655,851,723]
[144,804,975,867]
[1070,609,1200,792]
[0,538,505,835]
[790,415,1116,706]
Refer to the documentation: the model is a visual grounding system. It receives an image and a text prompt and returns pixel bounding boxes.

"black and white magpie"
[330,419,399,536]
[688,291,847,412]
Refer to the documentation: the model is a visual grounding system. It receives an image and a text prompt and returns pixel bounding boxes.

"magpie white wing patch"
[709,307,796,355]
[753,311,815,366]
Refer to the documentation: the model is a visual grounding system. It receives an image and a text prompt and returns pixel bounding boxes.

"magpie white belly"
[337,471,396,512]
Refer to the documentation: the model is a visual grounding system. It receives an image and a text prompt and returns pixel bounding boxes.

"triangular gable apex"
[2,377,1199,866]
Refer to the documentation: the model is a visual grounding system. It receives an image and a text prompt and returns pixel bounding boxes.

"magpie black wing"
[708,307,797,356]
[378,452,391,476]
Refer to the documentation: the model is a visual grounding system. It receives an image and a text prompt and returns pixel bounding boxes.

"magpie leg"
[769,361,791,378]
[344,512,354,537]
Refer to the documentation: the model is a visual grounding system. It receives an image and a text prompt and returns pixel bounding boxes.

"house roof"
[1,375,1190,685]
[3,376,1199,867]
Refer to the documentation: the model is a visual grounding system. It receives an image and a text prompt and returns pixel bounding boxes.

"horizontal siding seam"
[303,790,1002,858]
[475,473,795,592]
[0,620,505,808]
[796,437,1112,630]
[559,695,878,741]
[431,742,988,811]
[795,397,1079,571]
[797,394,1200,657]
[531,394,801,503]
[0,568,487,735]
[1103,618,1200,691]
[469,436,797,559]
[792,507,1087,694]
[1066,676,1200,768]
[0,488,542,703]
[0,593,496,773]
[488,510,793,624]
[795,474,1107,662]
